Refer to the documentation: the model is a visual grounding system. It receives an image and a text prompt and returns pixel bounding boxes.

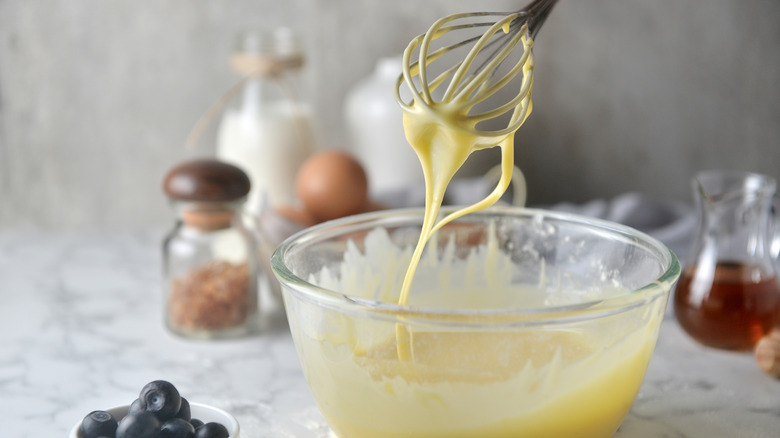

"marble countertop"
[2,230,778,437]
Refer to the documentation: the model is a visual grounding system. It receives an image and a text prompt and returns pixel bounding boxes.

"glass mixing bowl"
[271,207,680,438]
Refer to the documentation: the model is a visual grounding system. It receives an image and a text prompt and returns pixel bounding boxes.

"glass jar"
[162,159,259,339]
[674,170,780,350]
[216,27,316,216]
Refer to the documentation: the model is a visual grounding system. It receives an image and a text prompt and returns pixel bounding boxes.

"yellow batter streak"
[398,32,534,308]
[394,23,536,360]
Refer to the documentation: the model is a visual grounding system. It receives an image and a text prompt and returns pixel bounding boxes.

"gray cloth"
[547,192,695,263]
[377,180,696,263]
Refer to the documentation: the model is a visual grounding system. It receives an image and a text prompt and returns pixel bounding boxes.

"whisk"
[394,0,557,136]
[391,0,558,251]
[391,1,558,362]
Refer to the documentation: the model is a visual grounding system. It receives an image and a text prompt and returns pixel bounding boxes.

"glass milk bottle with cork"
[216,27,316,216]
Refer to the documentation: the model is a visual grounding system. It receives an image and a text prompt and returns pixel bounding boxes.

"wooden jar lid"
[163,159,250,202]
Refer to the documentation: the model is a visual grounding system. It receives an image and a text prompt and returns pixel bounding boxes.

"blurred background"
[1,0,778,231]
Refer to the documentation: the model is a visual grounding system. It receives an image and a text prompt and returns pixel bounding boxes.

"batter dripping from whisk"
[394,1,555,360]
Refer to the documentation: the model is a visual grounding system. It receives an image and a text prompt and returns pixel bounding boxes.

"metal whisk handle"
[521,0,559,38]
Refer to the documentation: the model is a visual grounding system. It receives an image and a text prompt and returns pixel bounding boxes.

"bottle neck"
[693,196,776,270]
[233,64,305,115]
[226,28,309,115]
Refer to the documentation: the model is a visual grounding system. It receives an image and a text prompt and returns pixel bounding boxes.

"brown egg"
[296,150,368,222]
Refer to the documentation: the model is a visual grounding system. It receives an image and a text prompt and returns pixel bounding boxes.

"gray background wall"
[1,0,778,231]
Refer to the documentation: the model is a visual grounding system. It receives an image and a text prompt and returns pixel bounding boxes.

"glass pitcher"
[674,170,780,350]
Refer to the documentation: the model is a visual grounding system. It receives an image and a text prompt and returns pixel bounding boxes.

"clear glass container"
[271,207,680,438]
[674,170,780,350]
[162,160,259,339]
[216,27,316,215]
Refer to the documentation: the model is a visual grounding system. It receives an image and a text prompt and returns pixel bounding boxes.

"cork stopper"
[163,159,250,230]
[755,329,780,379]
[230,28,304,77]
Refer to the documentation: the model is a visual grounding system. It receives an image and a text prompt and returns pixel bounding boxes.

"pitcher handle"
[772,195,780,262]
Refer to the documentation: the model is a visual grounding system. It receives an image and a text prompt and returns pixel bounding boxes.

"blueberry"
[128,398,146,416]
[190,418,204,429]
[139,380,181,421]
[174,397,191,421]
[159,418,195,438]
[116,411,160,438]
[194,422,229,438]
[80,410,118,438]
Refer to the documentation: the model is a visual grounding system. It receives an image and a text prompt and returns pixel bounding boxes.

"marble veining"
[1,231,778,437]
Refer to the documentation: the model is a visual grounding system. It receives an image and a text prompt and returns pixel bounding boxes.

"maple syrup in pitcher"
[675,262,780,350]
[674,171,780,350]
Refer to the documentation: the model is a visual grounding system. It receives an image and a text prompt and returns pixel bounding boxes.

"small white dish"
[69,401,240,437]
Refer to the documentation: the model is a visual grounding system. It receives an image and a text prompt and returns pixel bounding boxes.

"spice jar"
[162,159,259,339]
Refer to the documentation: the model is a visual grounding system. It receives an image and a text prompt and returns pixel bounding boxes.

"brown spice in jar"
[168,261,254,332]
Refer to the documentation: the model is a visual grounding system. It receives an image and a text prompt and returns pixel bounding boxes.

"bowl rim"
[69,401,240,438]
[271,206,681,326]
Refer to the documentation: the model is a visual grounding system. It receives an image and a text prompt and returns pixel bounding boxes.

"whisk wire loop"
[469,43,533,122]
[450,20,525,105]
[416,12,493,104]
[466,36,532,112]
